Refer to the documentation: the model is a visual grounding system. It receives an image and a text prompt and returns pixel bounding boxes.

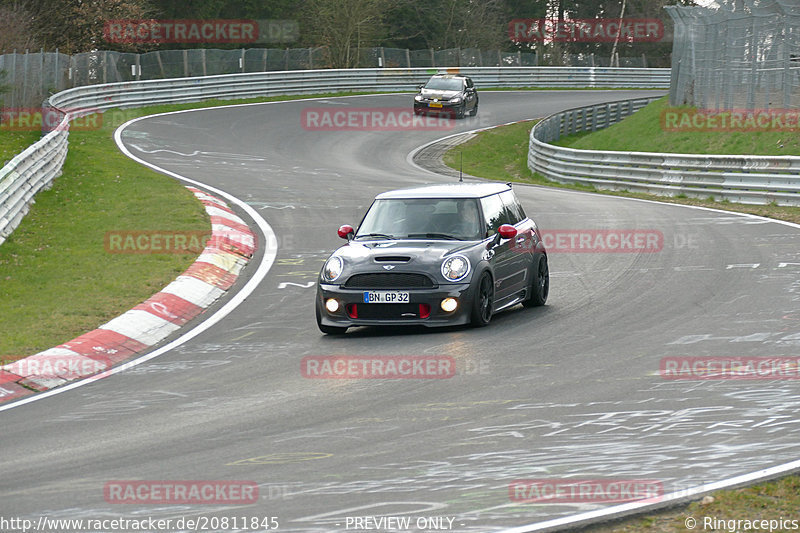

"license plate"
[428,102,443,108]
[363,291,410,304]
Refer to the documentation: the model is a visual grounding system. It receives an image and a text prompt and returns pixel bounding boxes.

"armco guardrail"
[528,97,800,206]
[0,129,69,246]
[0,66,669,246]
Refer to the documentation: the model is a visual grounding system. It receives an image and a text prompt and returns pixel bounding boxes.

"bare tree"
[21,0,155,53]
[303,0,388,68]
[406,0,506,50]
[0,2,38,52]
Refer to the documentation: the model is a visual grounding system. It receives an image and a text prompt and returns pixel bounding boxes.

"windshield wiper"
[407,233,461,240]
[357,233,396,240]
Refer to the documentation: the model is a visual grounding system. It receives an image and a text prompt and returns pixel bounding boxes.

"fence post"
[517,50,521,66]
[69,53,75,89]
[285,48,289,70]
[38,48,45,103]
[241,48,246,73]
[21,50,29,110]
[406,48,410,68]
[430,48,435,68]
[183,49,188,77]
[154,50,165,78]
[201,48,206,77]
[783,21,791,108]
[747,17,756,109]
[53,49,59,94]
[379,46,385,67]
[135,53,142,80]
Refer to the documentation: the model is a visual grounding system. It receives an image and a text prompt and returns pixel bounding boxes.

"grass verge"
[555,96,800,156]
[0,91,383,360]
[584,475,800,532]
[443,116,800,225]
[442,99,800,531]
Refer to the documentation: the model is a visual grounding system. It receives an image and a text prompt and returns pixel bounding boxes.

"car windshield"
[356,198,483,241]
[423,78,463,91]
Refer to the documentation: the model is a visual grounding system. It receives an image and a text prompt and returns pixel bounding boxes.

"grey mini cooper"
[315,183,549,335]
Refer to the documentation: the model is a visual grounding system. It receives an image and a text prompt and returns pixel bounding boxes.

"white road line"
[0,106,281,413]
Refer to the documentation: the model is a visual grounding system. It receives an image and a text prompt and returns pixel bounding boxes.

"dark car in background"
[413,74,479,119]
[315,183,548,335]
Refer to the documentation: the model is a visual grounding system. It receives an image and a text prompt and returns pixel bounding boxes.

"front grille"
[343,273,435,289]
[351,303,429,320]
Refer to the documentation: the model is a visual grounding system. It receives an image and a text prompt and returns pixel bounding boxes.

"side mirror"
[417,84,424,90]
[498,224,518,240]
[337,224,355,241]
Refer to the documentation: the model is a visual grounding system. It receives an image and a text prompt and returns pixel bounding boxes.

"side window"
[466,77,474,88]
[499,190,525,224]
[480,194,510,236]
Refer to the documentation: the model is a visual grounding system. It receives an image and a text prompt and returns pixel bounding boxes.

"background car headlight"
[449,96,462,103]
[414,95,424,102]
[441,255,470,282]
[322,256,344,282]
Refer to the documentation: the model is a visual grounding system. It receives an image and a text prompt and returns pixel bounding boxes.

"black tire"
[316,304,348,335]
[456,104,466,119]
[523,254,549,307]
[471,272,494,327]
[469,101,478,117]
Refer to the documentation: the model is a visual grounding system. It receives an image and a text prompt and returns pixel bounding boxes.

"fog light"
[325,298,340,313]
[441,298,458,312]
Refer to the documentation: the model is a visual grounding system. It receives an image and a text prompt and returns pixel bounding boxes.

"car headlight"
[441,254,470,282]
[414,95,424,102]
[449,96,462,103]
[322,256,344,282]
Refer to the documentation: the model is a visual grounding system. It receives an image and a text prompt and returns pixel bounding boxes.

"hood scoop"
[374,255,411,263]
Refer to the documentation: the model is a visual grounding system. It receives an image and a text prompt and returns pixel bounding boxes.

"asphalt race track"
[3,90,800,532]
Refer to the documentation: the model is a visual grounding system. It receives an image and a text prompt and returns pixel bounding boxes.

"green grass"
[0,91,388,360]
[585,475,800,532]
[555,96,800,156]
[0,114,208,359]
[443,110,800,225]
[0,130,40,165]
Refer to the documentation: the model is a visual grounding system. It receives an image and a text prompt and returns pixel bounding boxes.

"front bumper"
[317,281,475,328]
[413,101,461,116]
